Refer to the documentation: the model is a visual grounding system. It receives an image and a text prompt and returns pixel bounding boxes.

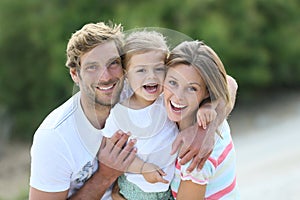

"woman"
[164,40,239,199]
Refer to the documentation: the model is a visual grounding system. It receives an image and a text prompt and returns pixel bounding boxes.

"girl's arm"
[127,156,169,184]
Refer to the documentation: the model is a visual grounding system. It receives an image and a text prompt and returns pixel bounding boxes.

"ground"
[0,91,299,200]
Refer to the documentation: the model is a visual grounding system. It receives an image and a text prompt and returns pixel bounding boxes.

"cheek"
[112,67,124,78]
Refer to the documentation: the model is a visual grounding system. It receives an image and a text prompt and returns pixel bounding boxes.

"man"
[30,22,137,200]
[29,22,237,200]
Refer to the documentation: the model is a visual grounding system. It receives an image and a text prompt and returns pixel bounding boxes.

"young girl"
[164,41,239,199]
[101,30,178,199]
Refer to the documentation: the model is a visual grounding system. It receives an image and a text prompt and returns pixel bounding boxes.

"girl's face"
[164,63,209,128]
[126,50,166,105]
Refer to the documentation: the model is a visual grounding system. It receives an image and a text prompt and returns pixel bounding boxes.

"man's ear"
[70,68,80,84]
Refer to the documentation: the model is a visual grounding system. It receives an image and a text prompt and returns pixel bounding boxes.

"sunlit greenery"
[0,0,299,140]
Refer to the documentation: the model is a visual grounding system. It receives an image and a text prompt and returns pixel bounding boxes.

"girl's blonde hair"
[167,41,230,105]
[123,30,169,69]
[65,22,124,69]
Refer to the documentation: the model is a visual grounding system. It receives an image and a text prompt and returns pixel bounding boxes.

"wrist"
[94,164,118,188]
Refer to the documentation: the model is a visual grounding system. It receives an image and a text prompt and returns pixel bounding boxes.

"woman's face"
[164,63,209,127]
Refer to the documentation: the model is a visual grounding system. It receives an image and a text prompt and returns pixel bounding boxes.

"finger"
[197,113,202,127]
[100,136,107,150]
[118,139,136,160]
[209,113,214,122]
[156,168,167,176]
[115,134,129,150]
[157,176,169,184]
[202,119,207,130]
[186,156,200,173]
[171,135,183,155]
[179,150,194,165]
[123,148,137,169]
[197,150,212,171]
[109,130,124,145]
[178,144,190,158]
[196,158,206,171]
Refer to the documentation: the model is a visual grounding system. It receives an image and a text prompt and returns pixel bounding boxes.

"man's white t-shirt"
[30,92,112,199]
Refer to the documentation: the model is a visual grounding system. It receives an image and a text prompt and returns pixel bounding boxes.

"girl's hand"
[142,163,169,184]
[197,105,217,130]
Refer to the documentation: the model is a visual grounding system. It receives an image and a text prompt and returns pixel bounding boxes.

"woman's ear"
[70,68,80,85]
[204,88,210,99]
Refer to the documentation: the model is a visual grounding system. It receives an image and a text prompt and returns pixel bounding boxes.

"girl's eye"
[168,80,177,86]
[155,66,166,72]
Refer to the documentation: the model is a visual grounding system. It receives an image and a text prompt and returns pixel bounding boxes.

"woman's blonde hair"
[65,22,124,69]
[167,41,230,105]
[123,30,169,69]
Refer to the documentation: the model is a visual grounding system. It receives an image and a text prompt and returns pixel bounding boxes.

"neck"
[80,98,111,129]
[125,94,155,109]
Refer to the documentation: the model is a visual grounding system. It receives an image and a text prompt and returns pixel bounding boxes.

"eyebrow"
[82,61,98,67]
[189,82,202,87]
[82,56,120,67]
[133,62,165,68]
[106,56,121,65]
[169,75,202,87]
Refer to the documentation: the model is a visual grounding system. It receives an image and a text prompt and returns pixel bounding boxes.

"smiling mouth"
[143,83,159,94]
[170,101,187,112]
[96,83,116,91]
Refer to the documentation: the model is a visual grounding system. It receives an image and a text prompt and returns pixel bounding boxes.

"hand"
[197,105,217,130]
[171,124,214,172]
[142,163,168,184]
[97,131,137,183]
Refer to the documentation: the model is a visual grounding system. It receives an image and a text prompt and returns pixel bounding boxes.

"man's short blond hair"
[65,22,124,69]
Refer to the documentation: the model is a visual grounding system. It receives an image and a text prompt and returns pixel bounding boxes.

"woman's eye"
[188,86,197,92]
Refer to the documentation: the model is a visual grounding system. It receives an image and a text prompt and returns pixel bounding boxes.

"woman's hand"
[171,124,213,172]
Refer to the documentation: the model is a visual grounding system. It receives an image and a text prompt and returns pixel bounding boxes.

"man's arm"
[171,75,238,172]
[29,132,136,200]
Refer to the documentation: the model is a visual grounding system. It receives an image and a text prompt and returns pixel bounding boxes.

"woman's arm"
[176,180,206,200]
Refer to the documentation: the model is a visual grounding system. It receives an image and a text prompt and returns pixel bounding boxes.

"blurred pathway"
[229,92,300,200]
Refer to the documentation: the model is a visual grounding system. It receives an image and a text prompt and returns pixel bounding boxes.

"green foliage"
[0,0,299,140]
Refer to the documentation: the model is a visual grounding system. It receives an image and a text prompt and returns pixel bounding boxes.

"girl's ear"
[70,68,80,85]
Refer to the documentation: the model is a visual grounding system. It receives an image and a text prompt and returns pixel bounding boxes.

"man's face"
[72,40,124,107]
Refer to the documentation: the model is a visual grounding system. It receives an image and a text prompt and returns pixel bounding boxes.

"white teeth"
[145,83,158,87]
[99,85,114,90]
[170,101,186,108]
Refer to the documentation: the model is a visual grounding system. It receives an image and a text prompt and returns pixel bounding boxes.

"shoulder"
[38,93,79,130]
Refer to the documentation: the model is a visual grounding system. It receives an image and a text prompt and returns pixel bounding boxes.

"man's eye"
[137,68,146,73]
[108,59,121,69]
[86,65,97,70]
[111,59,121,65]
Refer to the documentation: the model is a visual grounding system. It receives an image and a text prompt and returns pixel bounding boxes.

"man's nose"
[97,68,112,82]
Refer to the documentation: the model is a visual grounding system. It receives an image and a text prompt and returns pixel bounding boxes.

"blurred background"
[0,0,299,199]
